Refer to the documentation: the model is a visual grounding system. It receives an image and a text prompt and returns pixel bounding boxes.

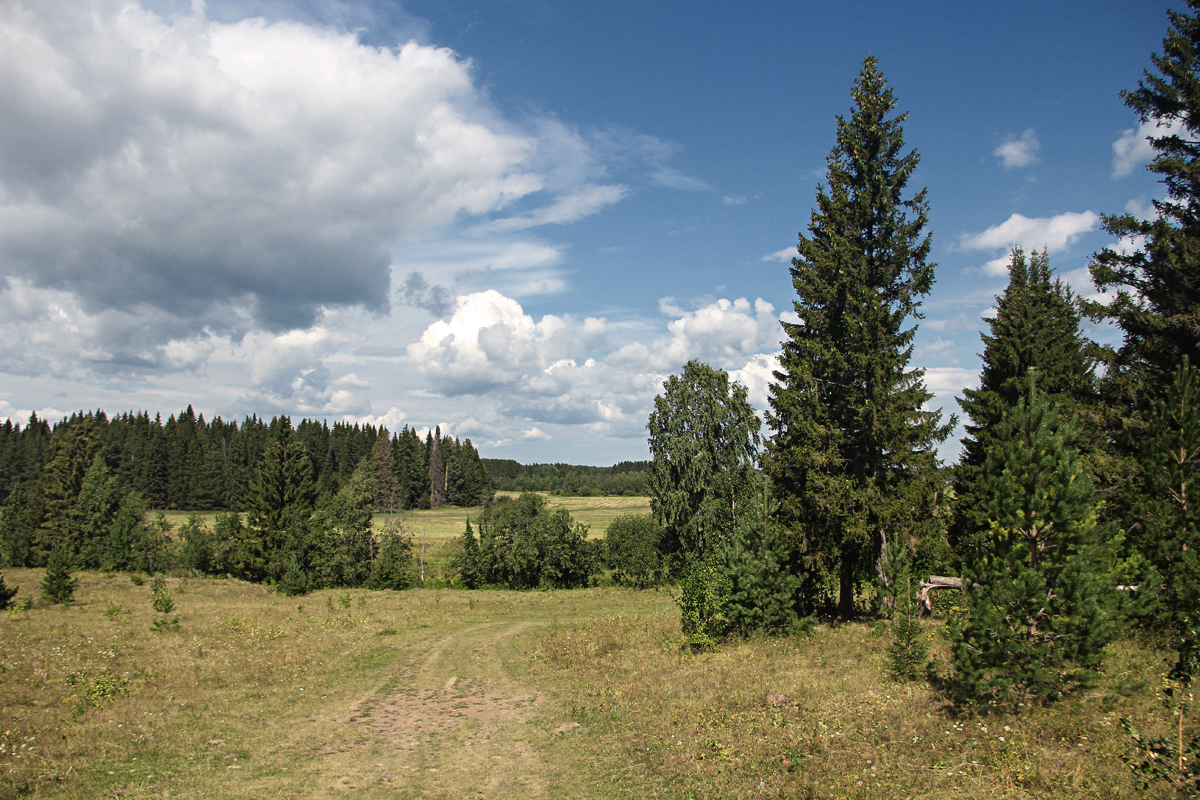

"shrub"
[474,493,596,589]
[368,527,415,591]
[605,514,665,588]
[887,576,928,681]
[149,575,179,632]
[179,514,217,575]
[677,555,731,650]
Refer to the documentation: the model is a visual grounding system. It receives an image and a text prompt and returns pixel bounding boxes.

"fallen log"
[916,576,1140,616]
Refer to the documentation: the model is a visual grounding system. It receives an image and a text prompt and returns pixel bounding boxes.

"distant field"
[153,493,651,541]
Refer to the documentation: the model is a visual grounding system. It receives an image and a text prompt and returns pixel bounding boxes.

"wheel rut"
[298,620,568,799]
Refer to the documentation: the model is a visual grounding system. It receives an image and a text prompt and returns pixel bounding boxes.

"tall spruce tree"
[953,248,1095,561]
[951,376,1113,707]
[1088,0,1200,403]
[765,56,951,619]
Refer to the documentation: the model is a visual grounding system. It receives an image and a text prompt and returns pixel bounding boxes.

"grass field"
[155,493,651,541]
[0,567,1184,799]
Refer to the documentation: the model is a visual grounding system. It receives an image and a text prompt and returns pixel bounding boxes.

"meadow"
[155,493,650,542]
[0,566,1182,799]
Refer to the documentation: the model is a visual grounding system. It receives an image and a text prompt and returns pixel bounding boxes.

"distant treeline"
[483,459,649,496]
[0,407,491,570]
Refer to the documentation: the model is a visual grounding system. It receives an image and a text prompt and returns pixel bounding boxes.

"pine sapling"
[149,575,179,632]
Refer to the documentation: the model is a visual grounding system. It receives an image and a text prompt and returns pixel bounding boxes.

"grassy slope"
[0,569,1180,799]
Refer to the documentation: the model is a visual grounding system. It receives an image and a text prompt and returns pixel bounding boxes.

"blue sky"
[0,0,1180,464]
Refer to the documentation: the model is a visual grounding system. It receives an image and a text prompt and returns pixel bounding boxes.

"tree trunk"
[838,557,855,620]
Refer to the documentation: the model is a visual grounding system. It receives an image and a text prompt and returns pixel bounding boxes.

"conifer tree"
[952,376,1112,707]
[1124,359,1200,636]
[371,429,399,513]
[765,56,951,618]
[0,573,18,610]
[245,420,316,581]
[41,545,78,606]
[1089,0,1200,401]
[428,429,447,508]
[953,248,1095,560]
[721,483,807,636]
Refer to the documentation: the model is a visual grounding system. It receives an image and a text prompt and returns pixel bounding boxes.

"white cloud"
[0,0,629,370]
[405,290,786,445]
[1113,117,1184,177]
[994,129,1039,169]
[959,211,1099,275]
[470,184,628,234]
[723,195,748,206]
[763,247,796,262]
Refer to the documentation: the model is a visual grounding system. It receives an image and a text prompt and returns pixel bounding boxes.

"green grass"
[155,493,651,541]
[0,569,1184,799]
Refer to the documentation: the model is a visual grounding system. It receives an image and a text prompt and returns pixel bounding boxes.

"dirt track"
[275,620,583,799]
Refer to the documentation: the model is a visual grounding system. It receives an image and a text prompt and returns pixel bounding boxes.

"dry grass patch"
[525,612,1178,799]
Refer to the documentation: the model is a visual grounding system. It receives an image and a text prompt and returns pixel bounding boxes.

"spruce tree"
[1089,0,1200,402]
[721,483,807,637]
[0,573,18,610]
[245,421,316,581]
[765,56,951,619]
[951,376,1112,708]
[1124,359,1200,636]
[41,545,79,606]
[953,248,1096,561]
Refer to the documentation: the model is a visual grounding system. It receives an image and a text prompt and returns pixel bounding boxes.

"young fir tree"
[1088,0,1200,401]
[952,376,1113,708]
[952,248,1096,561]
[0,573,18,610]
[765,56,951,619]
[41,545,79,606]
[454,518,484,589]
[721,482,808,637]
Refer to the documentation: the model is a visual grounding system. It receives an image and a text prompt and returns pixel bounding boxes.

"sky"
[0,0,1182,465]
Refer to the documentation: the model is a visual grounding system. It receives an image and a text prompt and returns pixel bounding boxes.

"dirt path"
[280,620,584,799]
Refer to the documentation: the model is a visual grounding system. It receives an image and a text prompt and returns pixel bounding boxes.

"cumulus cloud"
[406,290,786,443]
[959,211,1099,276]
[1113,117,1184,177]
[994,129,1040,169]
[0,0,559,362]
[763,247,796,262]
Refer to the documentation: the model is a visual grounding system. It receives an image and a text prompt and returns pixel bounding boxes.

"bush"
[605,514,665,588]
[678,555,731,649]
[179,514,217,574]
[474,493,596,589]
[887,577,928,681]
[368,527,415,591]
